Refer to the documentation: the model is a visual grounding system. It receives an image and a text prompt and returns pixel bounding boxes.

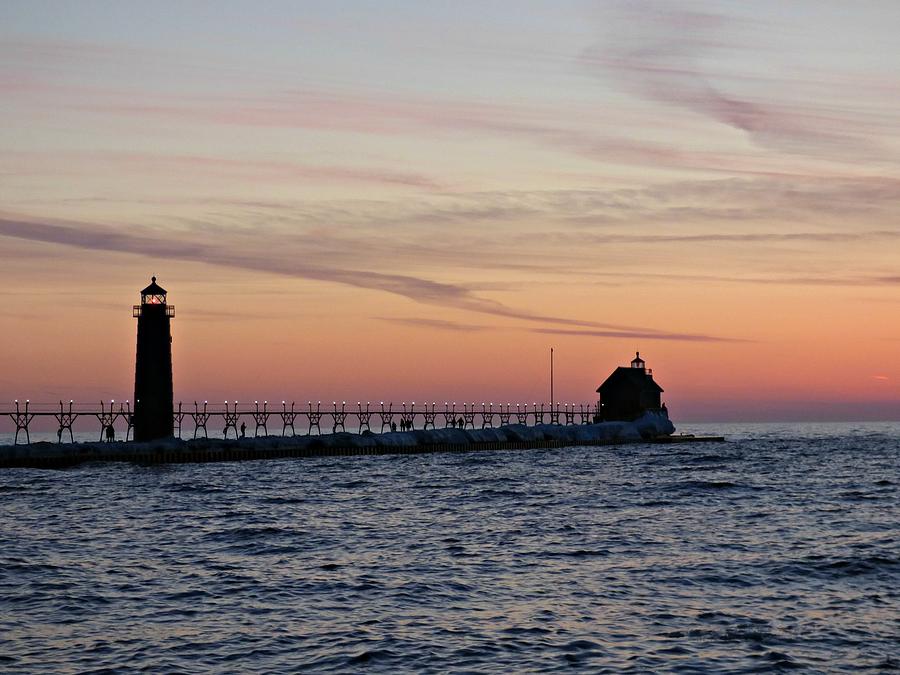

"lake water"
[1,423,897,672]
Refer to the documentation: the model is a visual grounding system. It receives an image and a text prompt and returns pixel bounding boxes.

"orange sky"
[1,2,899,421]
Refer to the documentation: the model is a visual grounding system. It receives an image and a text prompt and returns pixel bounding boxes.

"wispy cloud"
[209,175,900,232]
[0,40,826,179]
[375,317,492,332]
[531,327,745,343]
[582,270,900,288]
[561,229,900,246]
[0,215,732,342]
[376,317,741,343]
[580,1,893,163]
[62,87,747,175]
[1,150,441,190]
[9,171,898,293]
[5,24,899,183]
[6,171,899,296]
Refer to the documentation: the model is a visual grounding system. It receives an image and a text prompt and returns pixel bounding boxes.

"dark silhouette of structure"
[133,277,175,441]
[596,352,663,421]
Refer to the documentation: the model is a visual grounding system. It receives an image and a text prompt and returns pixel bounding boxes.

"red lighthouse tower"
[133,277,175,441]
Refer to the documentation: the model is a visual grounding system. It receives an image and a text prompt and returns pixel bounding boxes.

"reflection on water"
[1,423,897,672]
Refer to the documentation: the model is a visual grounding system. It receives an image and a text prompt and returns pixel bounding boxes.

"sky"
[1,0,899,422]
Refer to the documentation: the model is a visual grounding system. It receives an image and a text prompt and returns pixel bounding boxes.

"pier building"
[133,277,175,441]
[597,352,664,421]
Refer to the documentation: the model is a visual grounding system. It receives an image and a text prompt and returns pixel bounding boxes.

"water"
[1,423,897,673]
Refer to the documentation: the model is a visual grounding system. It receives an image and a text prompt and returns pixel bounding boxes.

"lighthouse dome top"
[140,276,167,304]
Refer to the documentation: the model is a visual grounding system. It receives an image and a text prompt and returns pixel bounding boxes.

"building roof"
[597,366,664,394]
[140,276,167,296]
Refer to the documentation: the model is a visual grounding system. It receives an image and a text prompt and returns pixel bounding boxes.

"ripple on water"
[0,426,898,672]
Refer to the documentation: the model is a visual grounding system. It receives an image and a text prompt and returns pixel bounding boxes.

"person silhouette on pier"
[391,421,397,432]
[240,422,246,438]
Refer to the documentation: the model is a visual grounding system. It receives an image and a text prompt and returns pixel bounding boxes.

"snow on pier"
[0,411,678,469]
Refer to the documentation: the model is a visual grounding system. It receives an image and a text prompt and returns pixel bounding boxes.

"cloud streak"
[377,317,739,342]
[6,26,899,183]
[0,215,731,341]
[557,229,900,246]
[375,317,492,332]
[7,172,898,298]
[531,327,746,343]
[583,270,900,288]
[1,150,442,190]
[581,1,891,162]
[1,63,829,179]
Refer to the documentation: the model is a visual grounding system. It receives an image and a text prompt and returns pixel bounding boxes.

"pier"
[0,409,717,469]
[0,280,720,469]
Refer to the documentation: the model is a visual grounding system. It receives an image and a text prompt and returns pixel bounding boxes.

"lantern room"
[134,277,175,317]
[141,276,166,304]
[630,351,645,370]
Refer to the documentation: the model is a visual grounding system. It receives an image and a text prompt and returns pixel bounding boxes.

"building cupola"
[140,276,167,305]
[631,351,645,370]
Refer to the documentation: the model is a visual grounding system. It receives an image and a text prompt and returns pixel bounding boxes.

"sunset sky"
[2,1,899,422]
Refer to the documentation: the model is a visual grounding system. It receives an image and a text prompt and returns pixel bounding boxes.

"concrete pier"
[0,413,725,469]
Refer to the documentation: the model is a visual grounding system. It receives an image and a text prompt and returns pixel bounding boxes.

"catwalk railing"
[2,400,603,445]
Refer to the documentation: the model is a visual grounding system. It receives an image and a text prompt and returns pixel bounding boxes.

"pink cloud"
[0,213,734,343]
[5,31,897,179]
[65,91,793,177]
[1,150,441,189]
[580,1,890,162]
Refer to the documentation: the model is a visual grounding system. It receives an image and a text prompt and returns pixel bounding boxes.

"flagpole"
[550,347,554,411]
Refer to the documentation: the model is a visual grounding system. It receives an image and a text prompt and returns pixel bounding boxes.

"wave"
[766,554,898,581]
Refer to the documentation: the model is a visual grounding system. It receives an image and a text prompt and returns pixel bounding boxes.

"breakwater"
[0,412,680,469]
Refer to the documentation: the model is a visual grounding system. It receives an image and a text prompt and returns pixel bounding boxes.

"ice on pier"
[0,411,675,466]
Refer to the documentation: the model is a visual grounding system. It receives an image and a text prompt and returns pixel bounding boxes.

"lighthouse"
[596,352,663,422]
[133,277,175,441]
